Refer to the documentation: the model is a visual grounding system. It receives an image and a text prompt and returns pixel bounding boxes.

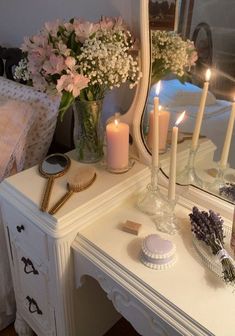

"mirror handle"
[40,176,55,212]
[49,190,74,215]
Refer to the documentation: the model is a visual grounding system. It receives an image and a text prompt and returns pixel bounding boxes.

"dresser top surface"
[77,196,234,336]
[0,151,149,224]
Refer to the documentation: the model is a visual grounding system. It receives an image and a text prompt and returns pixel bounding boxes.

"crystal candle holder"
[137,165,167,216]
[153,199,178,235]
[206,164,235,202]
[207,164,226,192]
[176,146,204,188]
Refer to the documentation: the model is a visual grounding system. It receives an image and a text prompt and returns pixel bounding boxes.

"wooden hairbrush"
[48,166,96,215]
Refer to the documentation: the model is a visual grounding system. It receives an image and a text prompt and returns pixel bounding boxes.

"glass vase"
[73,99,104,163]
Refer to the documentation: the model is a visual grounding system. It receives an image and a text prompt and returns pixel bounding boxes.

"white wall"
[0,0,141,147]
[0,0,140,47]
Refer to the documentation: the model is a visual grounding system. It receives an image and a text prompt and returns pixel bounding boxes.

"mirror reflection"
[40,153,71,176]
[143,0,235,203]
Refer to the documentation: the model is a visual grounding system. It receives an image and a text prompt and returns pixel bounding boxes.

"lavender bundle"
[189,206,235,284]
[219,183,235,203]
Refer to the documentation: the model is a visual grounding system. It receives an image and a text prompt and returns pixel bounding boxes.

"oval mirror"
[39,153,71,212]
[39,153,71,176]
[140,0,235,204]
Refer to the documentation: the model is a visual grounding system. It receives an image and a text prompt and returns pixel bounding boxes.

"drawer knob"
[16,225,24,232]
[21,257,39,275]
[26,296,42,315]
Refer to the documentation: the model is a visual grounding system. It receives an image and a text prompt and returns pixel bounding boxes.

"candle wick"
[115,112,120,118]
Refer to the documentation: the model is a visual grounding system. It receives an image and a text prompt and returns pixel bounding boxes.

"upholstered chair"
[0,76,60,330]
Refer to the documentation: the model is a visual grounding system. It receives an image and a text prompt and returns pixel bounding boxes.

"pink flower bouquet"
[15,17,141,119]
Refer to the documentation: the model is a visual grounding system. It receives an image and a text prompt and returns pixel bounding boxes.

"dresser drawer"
[12,244,54,334]
[2,201,48,262]
[21,295,55,336]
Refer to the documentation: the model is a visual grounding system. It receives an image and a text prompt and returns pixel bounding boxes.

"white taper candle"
[191,69,211,150]
[152,96,159,168]
[168,111,185,201]
[168,126,178,201]
[220,100,235,169]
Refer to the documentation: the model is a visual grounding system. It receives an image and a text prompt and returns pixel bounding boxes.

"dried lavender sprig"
[212,236,235,283]
[189,207,224,247]
[219,183,235,203]
[189,207,235,284]
[222,258,235,283]
[208,210,224,244]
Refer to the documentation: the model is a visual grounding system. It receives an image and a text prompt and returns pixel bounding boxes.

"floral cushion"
[0,98,36,180]
[0,77,60,169]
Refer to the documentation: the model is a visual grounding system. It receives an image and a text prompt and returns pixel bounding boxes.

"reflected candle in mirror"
[147,106,170,154]
[106,119,129,170]
[159,106,170,153]
[220,100,235,169]
[191,69,211,150]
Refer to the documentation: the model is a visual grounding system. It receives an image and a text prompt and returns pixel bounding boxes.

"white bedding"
[145,80,234,167]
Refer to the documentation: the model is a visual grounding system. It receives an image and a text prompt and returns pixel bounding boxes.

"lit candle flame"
[175,111,186,126]
[114,119,119,127]
[159,105,162,111]
[205,68,211,82]
[155,81,161,96]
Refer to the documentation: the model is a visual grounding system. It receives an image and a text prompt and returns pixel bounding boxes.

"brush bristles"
[68,167,96,192]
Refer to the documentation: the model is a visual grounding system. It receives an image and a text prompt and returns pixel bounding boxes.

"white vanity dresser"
[1,1,235,334]
[0,148,234,336]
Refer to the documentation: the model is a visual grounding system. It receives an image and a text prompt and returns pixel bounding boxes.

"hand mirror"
[39,153,71,212]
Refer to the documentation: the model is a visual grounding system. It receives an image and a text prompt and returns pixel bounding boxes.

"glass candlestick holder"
[137,165,167,216]
[206,164,230,198]
[176,146,204,188]
[153,199,178,235]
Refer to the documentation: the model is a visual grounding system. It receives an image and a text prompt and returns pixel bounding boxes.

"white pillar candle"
[220,100,235,169]
[152,96,159,168]
[147,106,170,154]
[159,107,170,153]
[106,119,129,170]
[191,69,211,150]
[168,111,185,201]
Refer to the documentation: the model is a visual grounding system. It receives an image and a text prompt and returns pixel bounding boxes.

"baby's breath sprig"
[151,30,198,83]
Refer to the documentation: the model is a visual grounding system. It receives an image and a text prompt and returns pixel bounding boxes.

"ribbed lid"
[142,234,176,260]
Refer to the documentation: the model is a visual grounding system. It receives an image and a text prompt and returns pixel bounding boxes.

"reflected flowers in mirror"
[151,30,198,83]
